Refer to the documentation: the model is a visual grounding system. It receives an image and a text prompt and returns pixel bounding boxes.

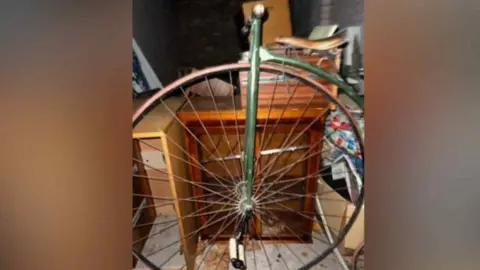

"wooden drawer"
[135,137,176,216]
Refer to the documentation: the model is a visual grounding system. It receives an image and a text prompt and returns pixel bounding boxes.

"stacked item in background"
[236,15,342,110]
[322,109,364,173]
[238,50,341,109]
[133,50,150,96]
[319,110,364,255]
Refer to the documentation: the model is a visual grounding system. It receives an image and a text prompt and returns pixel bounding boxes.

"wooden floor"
[135,216,346,270]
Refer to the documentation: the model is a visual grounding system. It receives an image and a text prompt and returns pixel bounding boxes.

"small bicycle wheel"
[132,62,364,270]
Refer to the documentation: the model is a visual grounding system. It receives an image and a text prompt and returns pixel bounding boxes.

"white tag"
[132,164,138,174]
[141,150,166,170]
[344,168,352,194]
[332,161,347,180]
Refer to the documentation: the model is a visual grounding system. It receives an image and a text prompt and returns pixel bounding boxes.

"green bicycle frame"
[263,51,365,109]
[244,16,364,205]
[243,17,263,205]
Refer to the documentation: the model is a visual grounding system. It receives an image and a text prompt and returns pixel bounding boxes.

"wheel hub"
[235,182,256,214]
[238,197,255,214]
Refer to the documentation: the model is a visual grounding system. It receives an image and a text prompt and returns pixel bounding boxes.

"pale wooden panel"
[133,96,186,139]
[133,96,187,216]
[163,122,198,270]
[317,177,364,254]
[147,169,177,216]
[136,137,176,216]
[138,137,163,152]
[132,140,158,267]
[343,203,364,250]
[316,177,349,240]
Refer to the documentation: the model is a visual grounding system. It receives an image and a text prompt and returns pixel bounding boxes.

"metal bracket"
[201,145,310,164]
[259,47,275,62]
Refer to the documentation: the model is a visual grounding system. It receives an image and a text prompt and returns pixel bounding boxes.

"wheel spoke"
[132,157,237,203]
[257,202,343,236]
[195,211,243,270]
[178,84,239,182]
[256,108,328,185]
[144,207,238,258]
[139,136,232,183]
[250,221,274,270]
[260,94,317,180]
[255,145,327,201]
[158,97,239,186]
[204,76,243,183]
[257,208,322,265]
[255,73,281,171]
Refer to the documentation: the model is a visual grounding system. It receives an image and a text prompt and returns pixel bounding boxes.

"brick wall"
[134,0,245,84]
[175,0,244,69]
[133,0,179,85]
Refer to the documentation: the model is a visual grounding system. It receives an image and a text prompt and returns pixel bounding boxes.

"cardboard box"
[317,177,364,254]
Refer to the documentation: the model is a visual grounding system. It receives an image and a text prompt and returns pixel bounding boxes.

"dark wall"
[133,0,244,85]
[330,0,364,28]
[290,0,364,36]
[290,0,331,37]
[133,0,179,84]
[175,0,244,68]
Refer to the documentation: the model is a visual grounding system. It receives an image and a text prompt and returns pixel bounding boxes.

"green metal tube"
[243,18,263,205]
[267,54,364,109]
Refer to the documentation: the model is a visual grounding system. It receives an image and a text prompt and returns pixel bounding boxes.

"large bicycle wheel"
[352,242,364,270]
[132,63,364,270]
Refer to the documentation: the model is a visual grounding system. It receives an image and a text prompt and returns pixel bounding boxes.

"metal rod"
[201,145,310,164]
[132,198,146,225]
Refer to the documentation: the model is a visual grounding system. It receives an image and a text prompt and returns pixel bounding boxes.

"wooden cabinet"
[132,96,198,269]
[177,96,328,242]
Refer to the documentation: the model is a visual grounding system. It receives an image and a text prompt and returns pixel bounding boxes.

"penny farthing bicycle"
[133,4,364,270]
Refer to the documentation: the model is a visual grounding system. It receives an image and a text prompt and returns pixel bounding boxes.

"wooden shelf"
[133,96,186,139]
[133,96,197,270]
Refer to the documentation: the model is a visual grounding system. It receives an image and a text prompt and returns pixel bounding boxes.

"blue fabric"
[133,51,150,93]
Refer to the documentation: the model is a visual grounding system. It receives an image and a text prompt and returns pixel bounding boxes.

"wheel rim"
[352,242,364,270]
[132,63,364,270]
